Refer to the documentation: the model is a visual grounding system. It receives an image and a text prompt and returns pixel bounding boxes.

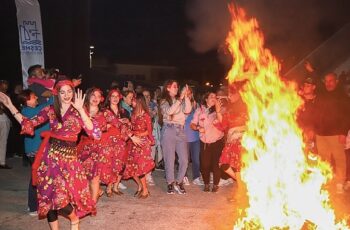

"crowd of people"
[0,62,350,230]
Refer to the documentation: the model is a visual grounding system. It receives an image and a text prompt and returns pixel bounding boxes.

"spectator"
[297,77,317,153]
[314,73,350,194]
[122,81,134,92]
[0,80,11,169]
[135,85,143,94]
[120,90,134,119]
[160,80,191,194]
[191,92,224,193]
[18,89,53,216]
[27,65,53,104]
[184,88,202,185]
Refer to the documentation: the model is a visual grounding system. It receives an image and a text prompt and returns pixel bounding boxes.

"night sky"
[90,0,229,84]
[4,0,348,85]
[89,0,350,84]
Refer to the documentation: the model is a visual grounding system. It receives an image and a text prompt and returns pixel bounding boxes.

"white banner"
[15,0,44,88]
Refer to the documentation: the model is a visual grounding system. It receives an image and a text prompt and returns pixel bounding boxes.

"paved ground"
[0,157,349,230]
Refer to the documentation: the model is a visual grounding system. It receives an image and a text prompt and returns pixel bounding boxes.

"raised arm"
[72,89,93,131]
[0,92,50,135]
[0,92,25,123]
[183,96,192,114]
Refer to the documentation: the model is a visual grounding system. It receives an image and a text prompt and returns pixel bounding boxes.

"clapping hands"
[180,84,189,100]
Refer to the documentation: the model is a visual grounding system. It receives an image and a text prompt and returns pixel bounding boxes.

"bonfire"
[224,4,349,230]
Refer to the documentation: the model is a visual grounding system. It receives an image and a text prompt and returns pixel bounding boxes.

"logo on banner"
[19,20,43,54]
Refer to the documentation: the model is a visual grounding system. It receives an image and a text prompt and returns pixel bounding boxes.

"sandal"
[99,189,105,197]
[134,189,142,197]
[106,189,113,197]
[112,188,123,196]
[138,191,150,199]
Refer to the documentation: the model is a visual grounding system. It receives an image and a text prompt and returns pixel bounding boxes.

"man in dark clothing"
[27,65,52,104]
[297,77,317,153]
[314,72,350,194]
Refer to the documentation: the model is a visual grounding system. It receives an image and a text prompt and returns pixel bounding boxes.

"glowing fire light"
[225,5,349,230]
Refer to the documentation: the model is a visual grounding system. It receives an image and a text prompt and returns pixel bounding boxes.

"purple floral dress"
[123,113,155,179]
[21,105,101,219]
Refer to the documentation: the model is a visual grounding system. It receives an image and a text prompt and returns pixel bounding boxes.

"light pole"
[89,45,94,68]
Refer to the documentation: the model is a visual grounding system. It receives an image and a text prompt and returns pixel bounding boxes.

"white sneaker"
[118,182,127,190]
[336,183,344,194]
[218,179,230,187]
[226,178,234,184]
[183,176,190,186]
[29,211,38,216]
[146,175,155,186]
[192,177,204,186]
[344,181,350,191]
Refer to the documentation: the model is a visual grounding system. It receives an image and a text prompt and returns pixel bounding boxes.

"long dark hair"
[133,93,149,116]
[161,79,178,106]
[84,87,104,112]
[104,88,121,110]
[201,91,216,114]
[53,81,75,123]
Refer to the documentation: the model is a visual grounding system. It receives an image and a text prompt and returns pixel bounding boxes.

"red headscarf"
[52,80,75,95]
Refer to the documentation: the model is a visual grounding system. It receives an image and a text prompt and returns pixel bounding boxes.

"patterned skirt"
[219,142,242,172]
[37,139,95,219]
[123,137,155,179]
[78,139,115,185]
[109,136,128,177]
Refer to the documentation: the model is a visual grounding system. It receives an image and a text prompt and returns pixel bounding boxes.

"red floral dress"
[78,111,116,185]
[103,109,130,181]
[123,113,155,179]
[21,105,101,219]
[216,100,247,172]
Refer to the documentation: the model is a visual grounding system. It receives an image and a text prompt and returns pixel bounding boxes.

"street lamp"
[89,45,94,68]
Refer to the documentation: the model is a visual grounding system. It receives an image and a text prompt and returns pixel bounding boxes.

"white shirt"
[160,98,192,126]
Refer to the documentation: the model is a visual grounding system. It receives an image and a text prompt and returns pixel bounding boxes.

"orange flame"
[225,4,349,229]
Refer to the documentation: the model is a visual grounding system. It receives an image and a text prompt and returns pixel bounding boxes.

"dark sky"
[90,0,350,83]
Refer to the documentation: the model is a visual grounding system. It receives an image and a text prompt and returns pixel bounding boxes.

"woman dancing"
[0,79,101,230]
[123,94,155,198]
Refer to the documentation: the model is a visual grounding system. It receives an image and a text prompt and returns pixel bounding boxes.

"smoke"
[185,0,231,54]
[186,0,350,71]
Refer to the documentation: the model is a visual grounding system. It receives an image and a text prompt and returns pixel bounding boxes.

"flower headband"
[52,80,75,95]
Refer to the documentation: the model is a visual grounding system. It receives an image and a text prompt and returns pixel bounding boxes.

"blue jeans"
[188,140,201,180]
[161,123,189,184]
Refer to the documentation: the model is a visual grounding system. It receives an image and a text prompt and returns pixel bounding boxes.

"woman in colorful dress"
[0,79,101,230]
[123,94,155,199]
[216,86,247,184]
[103,89,141,196]
[77,87,109,203]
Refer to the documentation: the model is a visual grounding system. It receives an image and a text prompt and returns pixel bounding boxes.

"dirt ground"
[0,157,349,230]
